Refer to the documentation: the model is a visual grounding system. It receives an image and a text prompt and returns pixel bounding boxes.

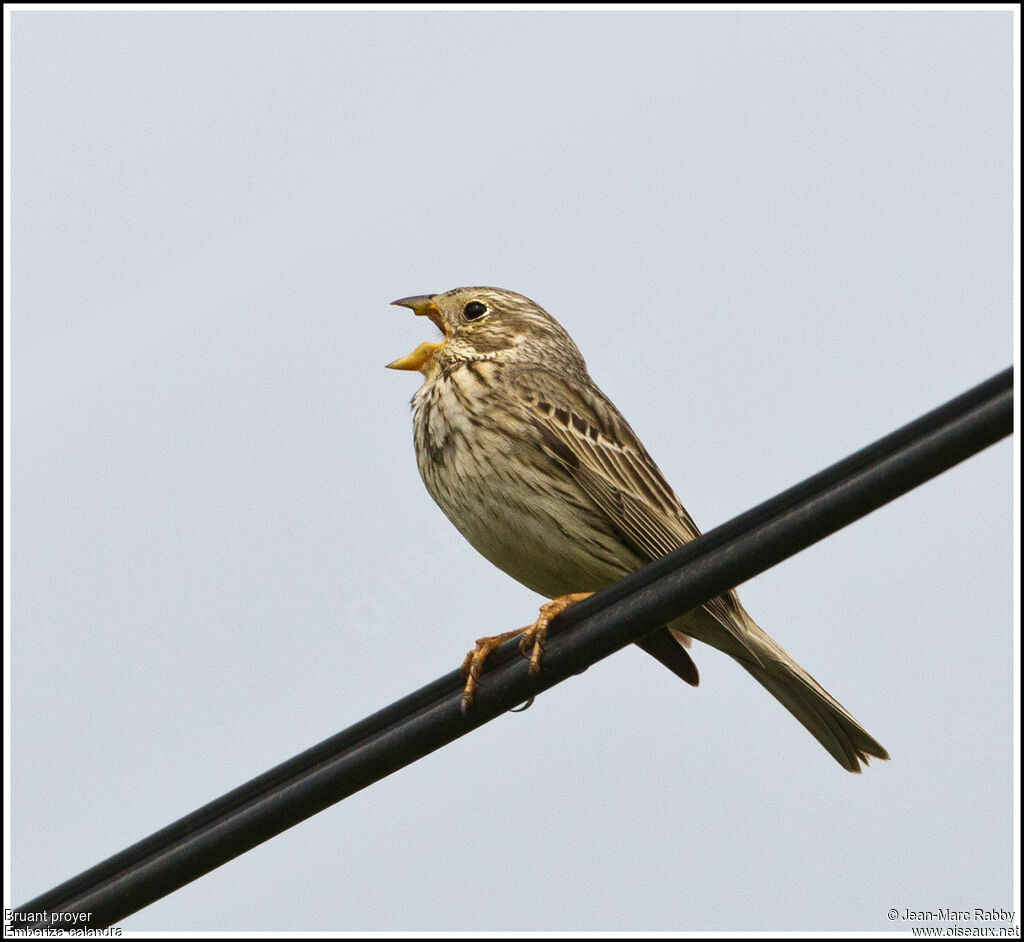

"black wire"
[12,368,1013,930]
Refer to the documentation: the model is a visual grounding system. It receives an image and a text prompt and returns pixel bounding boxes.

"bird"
[387,286,888,772]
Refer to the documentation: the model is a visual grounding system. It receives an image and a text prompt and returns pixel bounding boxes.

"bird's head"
[386,286,586,376]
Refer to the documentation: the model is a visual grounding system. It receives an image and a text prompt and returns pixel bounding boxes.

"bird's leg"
[460,592,593,713]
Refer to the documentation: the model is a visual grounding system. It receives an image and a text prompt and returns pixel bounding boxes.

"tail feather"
[636,628,700,686]
[740,655,889,772]
[671,604,889,773]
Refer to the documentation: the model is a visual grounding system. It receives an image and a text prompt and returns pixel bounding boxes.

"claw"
[458,593,594,712]
[517,625,546,675]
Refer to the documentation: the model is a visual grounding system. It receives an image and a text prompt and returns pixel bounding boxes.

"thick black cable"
[12,367,1013,930]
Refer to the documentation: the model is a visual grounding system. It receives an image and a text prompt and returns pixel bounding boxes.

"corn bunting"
[388,286,887,772]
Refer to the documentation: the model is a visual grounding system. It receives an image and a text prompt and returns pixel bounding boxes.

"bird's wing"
[512,368,757,660]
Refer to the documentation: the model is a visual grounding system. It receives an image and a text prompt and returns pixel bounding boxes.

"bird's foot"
[517,592,594,675]
[460,628,526,714]
[460,592,593,713]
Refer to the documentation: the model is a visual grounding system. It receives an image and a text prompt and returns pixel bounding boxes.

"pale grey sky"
[9,9,1015,932]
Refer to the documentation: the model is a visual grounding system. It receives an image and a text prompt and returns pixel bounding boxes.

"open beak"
[386,295,448,371]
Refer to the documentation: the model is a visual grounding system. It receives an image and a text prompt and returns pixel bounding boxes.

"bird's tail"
[673,605,889,773]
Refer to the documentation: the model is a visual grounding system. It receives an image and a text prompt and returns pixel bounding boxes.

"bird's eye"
[463,301,487,321]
